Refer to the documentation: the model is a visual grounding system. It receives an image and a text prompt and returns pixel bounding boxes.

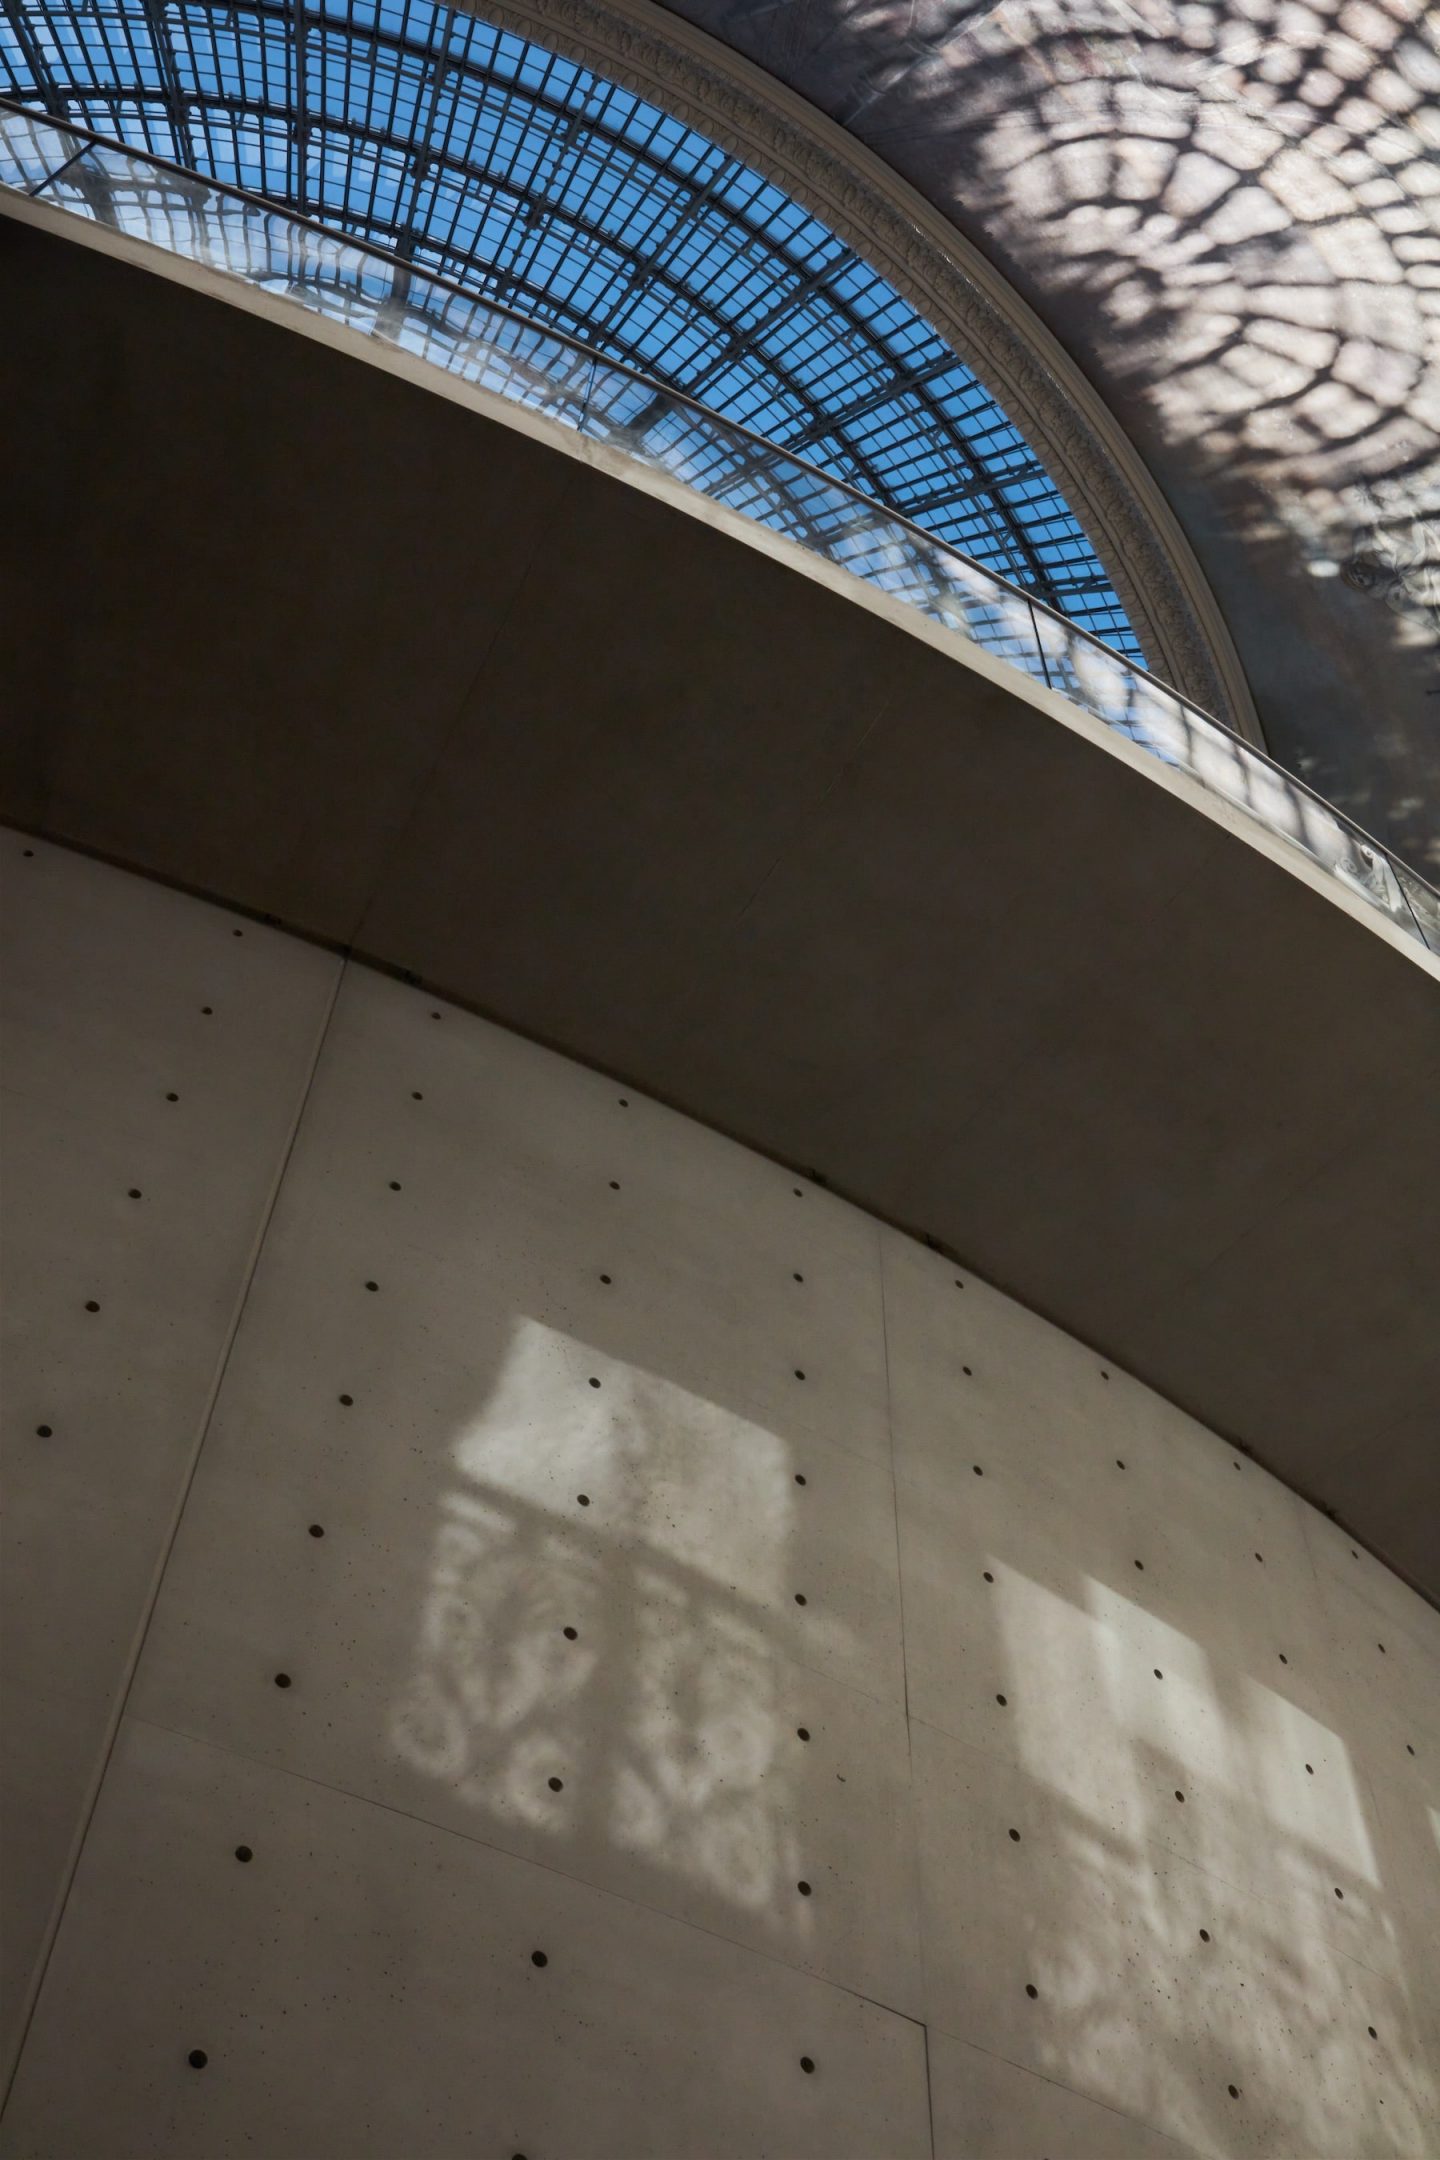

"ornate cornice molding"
[452,0,1259,738]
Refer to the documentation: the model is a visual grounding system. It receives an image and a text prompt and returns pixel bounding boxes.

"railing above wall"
[3,98,1438,956]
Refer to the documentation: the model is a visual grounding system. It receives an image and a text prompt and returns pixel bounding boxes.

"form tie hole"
[792,1187,803,1198]
[793,1272,804,1283]
[308,1524,324,1539]
[618,1097,629,1107]
[1255,1552,1264,1564]
[794,1369,806,1381]
[235,1845,253,1863]
[188,2050,208,2069]
[548,1777,564,1792]
[128,1188,142,1199]
[1134,1559,1145,1571]
[563,1626,578,1640]
[338,1394,353,1406]
[411,1091,423,1101]
[1115,1458,1125,1469]
[389,1180,401,1191]
[1335,1886,1344,1899]
[1199,1928,1210,1942]
[599,1273,612,1284]
[1025,1984,1038,2000]
[796,1727,811,1743]
[35,1424,52,1438]
[1174,1790,1185,1803]
[794,1473,806,1486]
[1100,1369,1110,1380]
[1154,1669,1163,1680]
[530,1951,548,1968]
[1378,1643,1386,1654]
[983,1570,994,1583]
[365,1280,379,1293]
[576,1494,590,1507]
[794,1592,808,1606]
[954,1278,964,1289]
[1228,2085,1240,2100]
[962,1365,973,1377]
[1278,1652,1288,1664]
[609,1180,620,1190]
[996,1693,1008,1707]
[1008,1828,1021,1842]
[588,1377,601,1389]
[201,1005,213,1015]
[1305,1763,1314,1775]
[1368,2025,1377,2039]
[973,1463,983,1476]
[797,1880,812,1897]
[85,1301,100,1314]
[799,2057,815,2074]
[1406,1743,1415,1756]
[274,1673,292,1689]
[165,1092,179,1103]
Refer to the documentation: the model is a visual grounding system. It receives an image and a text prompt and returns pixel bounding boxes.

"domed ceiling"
[653,0,1440,867]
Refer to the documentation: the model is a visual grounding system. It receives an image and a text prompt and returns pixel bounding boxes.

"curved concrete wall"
[3,838,1438,2158]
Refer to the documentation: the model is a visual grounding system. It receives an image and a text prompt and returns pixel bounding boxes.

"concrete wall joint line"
[112,1710,931,2026]
[0,950,347,2122]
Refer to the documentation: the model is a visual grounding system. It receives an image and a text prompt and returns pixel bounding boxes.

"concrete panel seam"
[110,1711,934,2029]
[0,949,345,2119]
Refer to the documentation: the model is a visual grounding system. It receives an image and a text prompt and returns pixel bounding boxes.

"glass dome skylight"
[1,0,1140,653]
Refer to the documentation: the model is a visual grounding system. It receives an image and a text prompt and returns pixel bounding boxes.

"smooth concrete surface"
[2,216,1440,1605]
[0,839,340,2076]
[3,845,1438,2157]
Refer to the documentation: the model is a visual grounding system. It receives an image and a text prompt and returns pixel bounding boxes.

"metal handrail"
[0,97,1230,708]
[3,93,1437,948]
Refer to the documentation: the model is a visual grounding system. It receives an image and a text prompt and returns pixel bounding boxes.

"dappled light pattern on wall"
[3,859,1437,2156]
[391,1357,820,1932]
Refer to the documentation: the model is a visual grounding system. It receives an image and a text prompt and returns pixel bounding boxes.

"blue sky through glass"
[2,0,1141,652]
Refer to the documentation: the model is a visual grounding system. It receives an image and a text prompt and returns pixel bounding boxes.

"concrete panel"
[912,1718,1438,2157]
[930,2032,1203,2160]
[883,1227,1438,2151]
[1316,1577,1440,1757]
[124,968,915,2010]
[0,840,339,2074]
[896,1486,1392,1935]
[238,966,892,1466]
[1302,1504,1440,1674]
[0,1717,931,2160]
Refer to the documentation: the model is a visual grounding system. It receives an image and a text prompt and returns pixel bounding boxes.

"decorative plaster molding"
[453,0,1260,738]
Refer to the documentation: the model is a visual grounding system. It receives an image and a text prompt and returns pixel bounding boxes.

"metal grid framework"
[1,0,1140,650]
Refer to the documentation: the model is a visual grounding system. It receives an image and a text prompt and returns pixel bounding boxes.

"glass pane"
[0,107,78,194]
[1395,862,1440,953]
[921,544,1046,677]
